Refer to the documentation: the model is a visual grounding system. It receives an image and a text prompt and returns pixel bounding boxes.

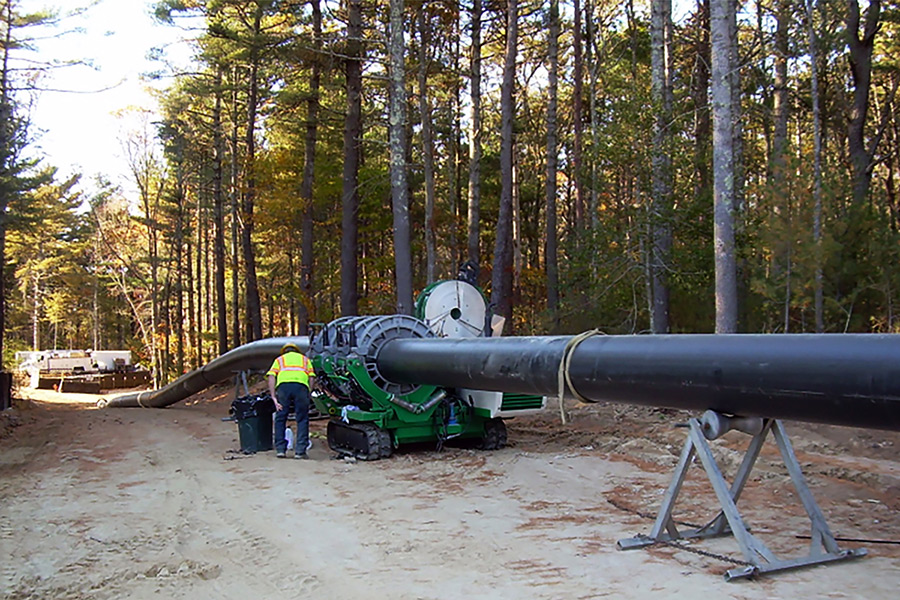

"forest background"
[1,0,898,387]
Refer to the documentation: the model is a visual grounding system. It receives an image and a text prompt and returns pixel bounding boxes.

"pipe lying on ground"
[101,337,309,408]
[377,334,900,432]
[103,331,900,433]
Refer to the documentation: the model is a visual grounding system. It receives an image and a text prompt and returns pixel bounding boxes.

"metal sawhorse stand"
[617,411,867,581]
[234,370,252,398]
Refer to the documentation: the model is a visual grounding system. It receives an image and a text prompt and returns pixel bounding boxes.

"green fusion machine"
[309,274,545,460]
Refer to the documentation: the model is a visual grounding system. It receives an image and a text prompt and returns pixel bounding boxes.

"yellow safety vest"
[266,352,314,387]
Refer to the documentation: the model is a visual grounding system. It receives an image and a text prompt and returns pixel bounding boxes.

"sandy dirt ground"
[1,383,898,599]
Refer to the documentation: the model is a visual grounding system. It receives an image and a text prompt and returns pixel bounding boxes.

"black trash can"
[231,393,276,454]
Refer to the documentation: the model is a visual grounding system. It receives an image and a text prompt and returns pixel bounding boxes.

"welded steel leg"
[771,421,865,560]
[234,370,251,399]
[696,419,771,538]
[688,419,777,571]
[648,429,697,542]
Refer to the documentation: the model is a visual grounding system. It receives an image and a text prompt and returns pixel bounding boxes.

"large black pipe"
[377,334,900,431]
[103,332,900,432]
[102,337,309,408]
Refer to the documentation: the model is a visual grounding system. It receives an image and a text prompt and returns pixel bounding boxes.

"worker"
[267,342,315,459]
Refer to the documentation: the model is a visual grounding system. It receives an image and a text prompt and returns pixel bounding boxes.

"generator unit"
[309,276,545,460]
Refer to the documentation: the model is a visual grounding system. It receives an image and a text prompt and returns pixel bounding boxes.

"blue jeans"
[273,382,310,454]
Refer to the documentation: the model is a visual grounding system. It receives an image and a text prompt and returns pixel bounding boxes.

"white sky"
[21,0,196,196]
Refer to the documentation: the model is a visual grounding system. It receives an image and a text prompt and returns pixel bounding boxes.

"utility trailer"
[17,349,149,391]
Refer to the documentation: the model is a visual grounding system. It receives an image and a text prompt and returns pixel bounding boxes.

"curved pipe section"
[377,334,900,431]
[102,337,309,408]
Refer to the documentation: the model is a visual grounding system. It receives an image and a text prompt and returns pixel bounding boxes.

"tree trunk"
[449,14,462,271]
[466,0,482,265]
[418,6,437,284]
[0,0,12,367]
[341,0,363,316]
[772,0,789,182]
[150,192,160,386]
[203,208,211,355]
[195,192,204,363]
[545,0,560,332]
[212,67,228,354]
[389,0,413,315]
[729,0,743,221]
[572,0,585,232]
[586,0,600,237]
[161,277,170,384]
[847,0,881,205]
[711,0,738,332]
[137,161,161,387]
[92,260,99,350]
[692,0,712,204]
[491,0,517,325]
[299,0,321,336]
[31,272,40,351]
[512,148,522,289]
[773,0,791,331]
[807,0,824,332]
[241,5,264,342]
[230,67,241,348]
[175,184,185,374]
[649,0,673,334]
[186,230,194,371]
[756,2,772,168]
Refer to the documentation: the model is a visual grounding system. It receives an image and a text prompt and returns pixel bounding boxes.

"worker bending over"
[267,343,315,459]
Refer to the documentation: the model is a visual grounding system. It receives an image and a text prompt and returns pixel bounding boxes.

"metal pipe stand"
[617,412,867,581]
[234,370,251,398]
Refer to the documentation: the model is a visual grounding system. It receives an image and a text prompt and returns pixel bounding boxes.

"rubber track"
[328,421,393,461]
[480,418,508,450]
